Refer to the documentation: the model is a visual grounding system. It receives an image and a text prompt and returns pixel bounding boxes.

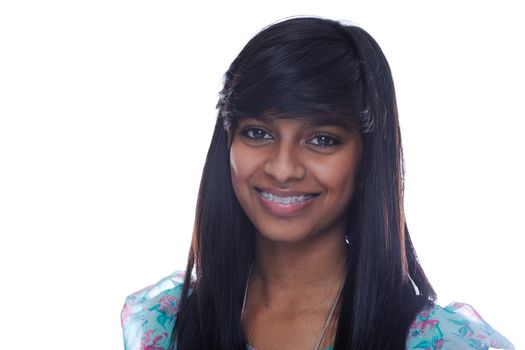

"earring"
[408,274,421,296]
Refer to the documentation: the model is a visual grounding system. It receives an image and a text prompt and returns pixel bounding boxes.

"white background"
[1,1,523,349]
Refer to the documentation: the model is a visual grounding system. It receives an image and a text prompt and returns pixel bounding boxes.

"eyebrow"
[302,117,354,130]
[256,115,355,131]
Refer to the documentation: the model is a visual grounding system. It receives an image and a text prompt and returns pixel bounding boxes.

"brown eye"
[307,133,341,148]
[242,127,273,141]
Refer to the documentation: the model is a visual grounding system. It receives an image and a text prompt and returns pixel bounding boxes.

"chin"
[255,227,314,245]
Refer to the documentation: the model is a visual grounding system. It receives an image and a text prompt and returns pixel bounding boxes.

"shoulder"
[406,302,514,350]
[121,271,186,350]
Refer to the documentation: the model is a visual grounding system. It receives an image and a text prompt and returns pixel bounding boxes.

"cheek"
[229,145,243,194]
[310,153,361,196]
[230,143,246,182]
[229,142,257,194]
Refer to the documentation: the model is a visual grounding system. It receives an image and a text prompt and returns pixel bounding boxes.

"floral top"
[121,272,514,350]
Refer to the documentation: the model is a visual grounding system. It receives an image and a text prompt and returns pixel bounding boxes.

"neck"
[251,228,348,311]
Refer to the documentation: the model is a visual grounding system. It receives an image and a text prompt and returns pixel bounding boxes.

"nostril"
[263,157,307,183]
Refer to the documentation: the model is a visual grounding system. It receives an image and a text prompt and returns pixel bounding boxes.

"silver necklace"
[241,263,344,350]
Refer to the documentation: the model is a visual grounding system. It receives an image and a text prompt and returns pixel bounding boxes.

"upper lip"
[255,186,320,197]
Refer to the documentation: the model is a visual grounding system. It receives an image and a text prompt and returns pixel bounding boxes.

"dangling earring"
[408,274,421,296]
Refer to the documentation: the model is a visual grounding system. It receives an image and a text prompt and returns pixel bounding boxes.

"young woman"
[121,17,514,350]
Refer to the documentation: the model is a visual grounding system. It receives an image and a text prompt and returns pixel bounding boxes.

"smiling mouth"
[254,188,320,204]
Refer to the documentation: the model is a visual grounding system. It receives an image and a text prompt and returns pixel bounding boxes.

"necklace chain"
[241,263,344,350]
[312,282,344,350]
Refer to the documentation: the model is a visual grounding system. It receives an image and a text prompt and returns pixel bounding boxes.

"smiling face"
[229,114,363,245]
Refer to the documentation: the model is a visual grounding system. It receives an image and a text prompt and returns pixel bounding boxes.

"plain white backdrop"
[0,1,523,349]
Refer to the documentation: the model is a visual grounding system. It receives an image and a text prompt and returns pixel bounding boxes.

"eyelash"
[309,133,341,147]
[241,127,341,148]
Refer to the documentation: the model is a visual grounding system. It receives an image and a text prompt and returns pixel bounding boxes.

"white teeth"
[260,191,313,204]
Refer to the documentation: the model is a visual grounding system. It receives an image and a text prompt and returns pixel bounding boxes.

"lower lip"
[256,190,319,216]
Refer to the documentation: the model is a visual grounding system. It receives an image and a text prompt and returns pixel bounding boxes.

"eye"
[241,127,273,142]
[307,133,341,148]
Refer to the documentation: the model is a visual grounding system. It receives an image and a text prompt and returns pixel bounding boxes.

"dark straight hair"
[172,16,436,350]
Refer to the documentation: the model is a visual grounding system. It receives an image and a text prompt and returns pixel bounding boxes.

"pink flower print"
[121,303,133,326]
[142,329,168,350]
[409,305,434,332]
[448,302,483,322]
[419,319,439,333]
[476,334,487,340]
[409,320,421,331]
[158,294,179,317]
[433,339,444,350]
[418,308,431,319]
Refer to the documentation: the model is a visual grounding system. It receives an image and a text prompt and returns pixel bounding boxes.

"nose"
[263,143,306,184]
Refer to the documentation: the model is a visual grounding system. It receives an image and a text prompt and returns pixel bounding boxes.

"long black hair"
[172,16,436,350]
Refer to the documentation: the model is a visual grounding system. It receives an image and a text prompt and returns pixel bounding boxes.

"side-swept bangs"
[217,17,367,133]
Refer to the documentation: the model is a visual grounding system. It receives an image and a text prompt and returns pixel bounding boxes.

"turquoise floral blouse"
[121,272,514,350]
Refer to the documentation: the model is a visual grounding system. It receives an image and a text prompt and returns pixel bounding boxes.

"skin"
[229,114,363,349]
